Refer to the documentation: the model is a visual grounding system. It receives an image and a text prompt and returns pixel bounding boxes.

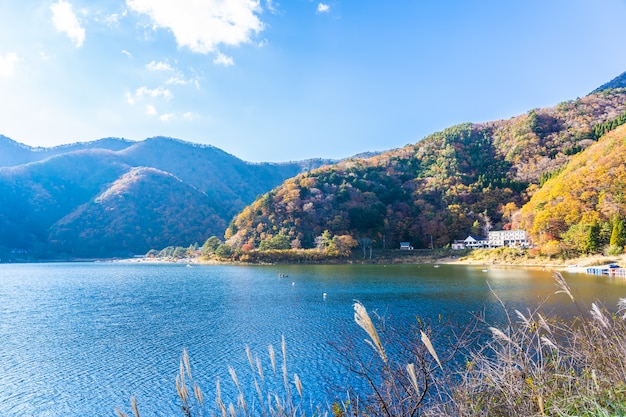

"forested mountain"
[0,137,332,259]
[591,70,626,94]
[0,136,135,167]
[519,124,626,255]
[226,87,626,252]
[47,167,225,257]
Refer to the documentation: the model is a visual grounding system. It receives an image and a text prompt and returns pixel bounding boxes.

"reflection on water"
[0,262,624,416]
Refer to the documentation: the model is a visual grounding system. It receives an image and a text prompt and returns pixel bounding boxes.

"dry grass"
[424,273,626,417]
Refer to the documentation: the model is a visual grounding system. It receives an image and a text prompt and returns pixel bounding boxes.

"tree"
[607,216,625,255]
[329,235,358,257]
[610,215,625,248]
[214,244,233,259]
[358,237,373,259]
[315,230,333,252]
[201,236,222,257]
[470,220,481,237]
[258,234,291,251]
[478,212,492,238]
[584,222,600,254]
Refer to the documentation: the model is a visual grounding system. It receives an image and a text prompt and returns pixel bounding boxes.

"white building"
[464,235,488,248]
[488,230,528,248]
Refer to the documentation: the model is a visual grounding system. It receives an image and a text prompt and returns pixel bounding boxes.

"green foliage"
[214,244,234,259]
[592,110,626,140]
[258,234,291,250]
[201,236,222,257]
[610,215,625,248]
[585,222,600,254]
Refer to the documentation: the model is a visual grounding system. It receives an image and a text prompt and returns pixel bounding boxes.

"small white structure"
[451,240,466,250]
[400,242,414,250]
[488,230,529,248]
[464,235,488,248]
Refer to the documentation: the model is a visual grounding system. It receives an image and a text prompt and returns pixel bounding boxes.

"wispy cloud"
[213,52,234,67]
[126,86,173,106]
[126,0,264,53]
[145,104,157,115]
[101,10,128,27]
[183,112,198,121]
[159,113,174,122]
[0,53,20,77]
[121,50,133,58]
[165,75,199,88]
[50,0,86,47]
[135,86,173,100]
[265,0,278,14]
[146,60,173,71]
[317,3,330,13]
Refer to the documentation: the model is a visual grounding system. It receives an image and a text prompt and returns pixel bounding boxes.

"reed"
[426,272,626,417]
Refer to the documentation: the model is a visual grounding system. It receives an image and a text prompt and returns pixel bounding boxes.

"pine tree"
[610,216,625,248]
[584,222,600,254]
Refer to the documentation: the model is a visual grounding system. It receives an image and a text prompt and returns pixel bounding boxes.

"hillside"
[519,123,626,255]
[0,137,331,259]
[47,167,225,258]
[591,70,626,94]
[226,88,626,251]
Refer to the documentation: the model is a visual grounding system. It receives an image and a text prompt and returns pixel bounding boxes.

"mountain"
[226,85,626,251]
[47,167,225,258]
[518,123,626,253]
[116,137,335,219]
[591,71,626,94]
[0,137,330,259]
[0,136,135,167]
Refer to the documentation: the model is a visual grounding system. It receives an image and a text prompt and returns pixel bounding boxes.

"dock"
[585,264,626,277]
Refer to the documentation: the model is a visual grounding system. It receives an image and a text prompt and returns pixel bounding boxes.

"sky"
[1,1,626,162]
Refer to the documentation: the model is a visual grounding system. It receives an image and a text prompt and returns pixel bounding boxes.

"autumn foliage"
[227,89,626,253]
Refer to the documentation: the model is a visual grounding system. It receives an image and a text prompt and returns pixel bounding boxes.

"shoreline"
[7,250,626,272]
[117,251,626,273]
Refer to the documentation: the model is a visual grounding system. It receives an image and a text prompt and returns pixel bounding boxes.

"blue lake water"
[1,262,625,416]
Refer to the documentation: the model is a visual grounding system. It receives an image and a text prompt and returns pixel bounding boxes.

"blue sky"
[1,1,626,162]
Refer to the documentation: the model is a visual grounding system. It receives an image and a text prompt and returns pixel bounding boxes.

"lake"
[0,262,625,416]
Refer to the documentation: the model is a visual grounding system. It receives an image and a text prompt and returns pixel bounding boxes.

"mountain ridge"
[226,84,626,252]
[0,136,333,258]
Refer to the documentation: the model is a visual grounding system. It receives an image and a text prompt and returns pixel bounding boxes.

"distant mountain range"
[0,136,335,259]
[3,71,626,260]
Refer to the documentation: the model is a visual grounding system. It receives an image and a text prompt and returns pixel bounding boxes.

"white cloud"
[317,3,330,13]
[265,0,278,14]
[126,0,264,53]
[183,112,198,121]
[0,53,20,77]
[166,76,188,85]
[122,49,133,58]
[126,86,173,107]
[160,113,174,121]
[51,0,86,47]
[102,10,127,27]
[135,86,173,100]
[145,104,157,115]
[213,52,234,66]
[146,60,173,71]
